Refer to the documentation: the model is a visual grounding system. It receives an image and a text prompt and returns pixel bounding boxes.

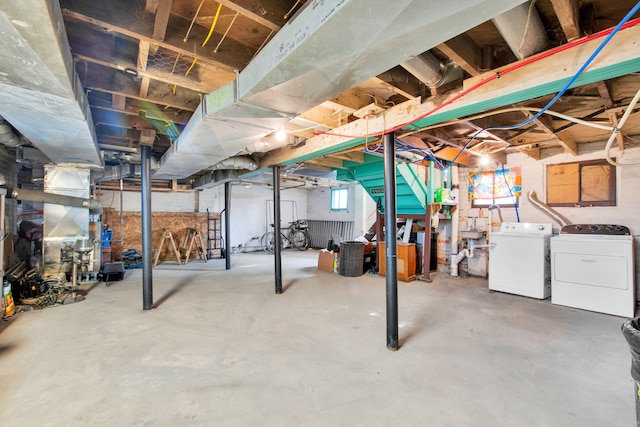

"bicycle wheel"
[261,232,276,253]
[292,231,309,251]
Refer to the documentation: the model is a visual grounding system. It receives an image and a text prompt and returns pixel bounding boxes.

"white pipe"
[450,249,469,277]
[450,165,460,275]
[451,240,477,277]
[605,87,640,167]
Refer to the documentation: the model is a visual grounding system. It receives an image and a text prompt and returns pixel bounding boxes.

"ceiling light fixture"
[480,155,490,166]
[275,127,287,141]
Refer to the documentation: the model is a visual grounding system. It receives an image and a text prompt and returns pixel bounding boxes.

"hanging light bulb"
[480,155,490,166]
[275,127,287,141]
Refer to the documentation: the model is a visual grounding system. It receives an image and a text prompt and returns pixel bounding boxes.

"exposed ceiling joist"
[436,33,484,77]
[75,54,217,95]
[61,4,244,72]
[261,22,640,167]
[550,0,581,41]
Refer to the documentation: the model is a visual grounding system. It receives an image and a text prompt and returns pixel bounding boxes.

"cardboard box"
[317,250,336,272]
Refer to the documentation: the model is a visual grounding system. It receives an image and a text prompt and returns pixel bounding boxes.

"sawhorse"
[153,228,182,266]
[180,228,207,264]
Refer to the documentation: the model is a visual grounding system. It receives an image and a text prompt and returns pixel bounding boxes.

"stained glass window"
[468,167,521,207]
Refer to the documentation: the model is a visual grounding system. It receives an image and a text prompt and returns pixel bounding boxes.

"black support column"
[273,166,282,294]
[224,181,231,270]
[383,131,398,350]
[141,144,153,310]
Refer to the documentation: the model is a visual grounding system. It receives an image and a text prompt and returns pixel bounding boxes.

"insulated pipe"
[212,156,258,171]
[224,181,231,270]
[0,122,20,147]
[527,190,571,227]
[8,187,102,213]
[383,132,398,351]
[273,166,282,294]
[141,145,153,310]
[492,1,548,60]
[244,136,292,153]
[400,52,462,88]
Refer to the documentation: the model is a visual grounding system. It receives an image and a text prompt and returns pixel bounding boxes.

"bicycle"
[261,220,310,253]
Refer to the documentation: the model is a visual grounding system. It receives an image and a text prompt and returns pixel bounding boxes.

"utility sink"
[460,230,485,240]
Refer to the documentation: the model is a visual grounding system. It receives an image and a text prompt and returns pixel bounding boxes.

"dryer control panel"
[560,224,631,235]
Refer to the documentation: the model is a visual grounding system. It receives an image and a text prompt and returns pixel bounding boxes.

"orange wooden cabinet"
[377,241,416,282]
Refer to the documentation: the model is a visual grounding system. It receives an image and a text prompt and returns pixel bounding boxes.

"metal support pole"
[273,166,282,294]
[224,181,231,270]
[383,131,398,350]
[141,145,153,310]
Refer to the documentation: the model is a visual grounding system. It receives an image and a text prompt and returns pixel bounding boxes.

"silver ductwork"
[8,187,102,213]
[401,52,463,88]
[155,0,527,178]
[0,119,20,147]
[492,0,548,60]
[94,164,135,182]
[0,1,102,166]
[211,156,258,171]
[528,190,571,227]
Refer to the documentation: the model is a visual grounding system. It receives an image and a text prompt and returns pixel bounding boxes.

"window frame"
[546,159,616,207]
[470,168,520,208]
[330,187,348,211]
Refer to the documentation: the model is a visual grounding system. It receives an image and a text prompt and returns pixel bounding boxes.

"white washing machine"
[488,222,553,299]
[551,224,635,318]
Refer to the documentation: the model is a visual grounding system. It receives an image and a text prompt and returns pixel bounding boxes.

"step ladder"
[153,228,182,266]
[207,209,224,259]
[180,228,207,264]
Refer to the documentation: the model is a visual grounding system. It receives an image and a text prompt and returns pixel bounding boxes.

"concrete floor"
[0,250,634,426]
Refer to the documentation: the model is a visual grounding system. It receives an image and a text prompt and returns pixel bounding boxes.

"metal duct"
[527,190,571,227]
[211,156,258,171]
[401,52,463,88]
[306,220,355,249]
[155,0,527,178]
[0,120,20,147]
[0,1,101,166]
[244,135,294,154]
[94,164,134,182]
[8,187,102,213]
[192,170,240,190]
[492,1,548,60]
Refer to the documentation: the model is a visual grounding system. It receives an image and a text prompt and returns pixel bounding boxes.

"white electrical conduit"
[605,87,640,167]
[399,106,615,139]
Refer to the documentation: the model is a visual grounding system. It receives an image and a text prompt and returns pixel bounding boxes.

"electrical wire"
[184,57,197,77]
[201,3,223,47]
[399,106,615,138]
[316,13,640,142]
[499,164,520,222]
[448,2,640,164]
[605,87,640,166]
